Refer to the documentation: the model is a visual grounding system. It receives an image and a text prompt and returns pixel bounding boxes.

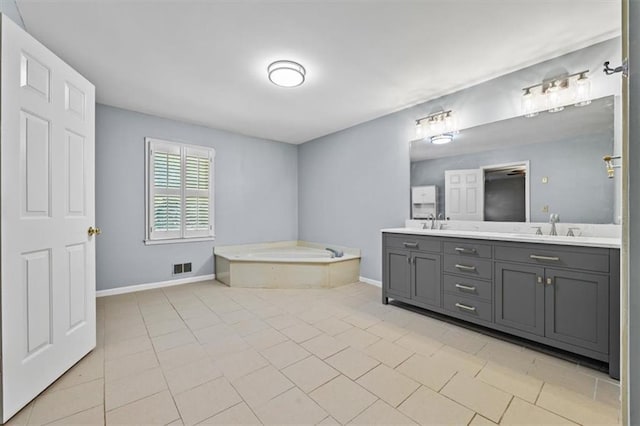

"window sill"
[144,236,216,246]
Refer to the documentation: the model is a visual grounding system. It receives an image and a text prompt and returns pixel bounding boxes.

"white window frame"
[144,137,215,245]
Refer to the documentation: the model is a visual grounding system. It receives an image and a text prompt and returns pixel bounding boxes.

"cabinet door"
[545,269,609,353]
[412,253,442,307]
[384,249,411,298]
[495,263,545,336]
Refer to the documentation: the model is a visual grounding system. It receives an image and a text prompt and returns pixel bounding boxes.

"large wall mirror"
[410,96,617,224]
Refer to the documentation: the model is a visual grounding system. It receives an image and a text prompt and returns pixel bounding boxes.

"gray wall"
[411,133,615,224]
[0,0,25,29]
[96,105,298,290]
[298,38,620,282]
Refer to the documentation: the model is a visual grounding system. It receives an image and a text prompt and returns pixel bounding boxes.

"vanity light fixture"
[268,60,306,87]
[521,70,591,117]
[415,110,458,143]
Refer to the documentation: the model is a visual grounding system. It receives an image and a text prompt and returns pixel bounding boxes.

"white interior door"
[445,169,484,221]
[0,16,96,422]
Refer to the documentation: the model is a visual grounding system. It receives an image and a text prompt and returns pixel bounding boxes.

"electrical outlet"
[183,262,192,273]
[542,205,549,213]
[173,264,183,274]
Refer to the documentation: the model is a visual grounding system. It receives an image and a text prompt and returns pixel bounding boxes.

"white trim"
[144,236,216,246]
[96,274,216,297]
[359,276,382,287]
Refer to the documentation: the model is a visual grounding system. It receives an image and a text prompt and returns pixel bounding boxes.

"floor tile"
[335,327,380,349]
[596,379,622,407]
[174,377,242,425]
[349,399,417,425]
[199,402,261,424]
[5,402,33,426]
[105,349,158,382]
[280,323,323,343]
[439,327,488,354]
[469,413,499,425]
[441,373,512,422]
[105,391,179,425]
[202,334,250,359]
[536,383,620,426]
[314,317,354,336]
[477,362,543,403]
[430,345,486,376]
[394,333,443,357]
[49,405,104,425]
[105,367,167,410]
[310,375,377,424]
[326,347,380,380]
[146,318,187,337]
[243,327,289,350]
[193,323,238,345]
[528,357,596,398]
[217,349,270,381]
[282,355,340,393]
[356,364,420,407]
[260,340,310,369]
[105,335,153,360]
[47,349,104,392]
[231,318,269,337]
[501,397,577,425]
[164,357,222,395]
[183,313,222,331]
[302,334,349,359]
[366,322,410,342]
[151,329,197,352]
[476,339,535,373]
[264,314,302,330]
[29,379,104,425]
[156,342,208,371]
[254,387,327,424]
[398,386,474,425]
[395,353,456,391]
[232,365,293,408]
[365,338,413,368]
[343,313,381,329]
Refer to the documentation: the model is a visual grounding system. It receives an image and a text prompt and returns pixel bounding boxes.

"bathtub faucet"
[325,248,344,258]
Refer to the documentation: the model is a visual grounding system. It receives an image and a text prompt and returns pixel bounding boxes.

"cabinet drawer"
[443,255,492,280]
[384,235,441,252]
[494,245,609,273]
[443,293,492,323]
[443,274,492,301]
[444,241,492,259]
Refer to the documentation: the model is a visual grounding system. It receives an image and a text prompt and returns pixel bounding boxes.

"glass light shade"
[444,112,457,133]
[574,74,591,106]
[415,122,423,138]
[430,117,445,134]
[547,82,564,113]
[430,133,453,145]
[268,60,306,87]
[522,89,539,117]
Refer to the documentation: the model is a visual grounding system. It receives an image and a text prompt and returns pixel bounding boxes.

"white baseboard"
[96,274,216,298]
[359,276,382,287]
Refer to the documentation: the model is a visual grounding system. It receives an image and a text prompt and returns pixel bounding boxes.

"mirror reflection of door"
[483,163,528,222]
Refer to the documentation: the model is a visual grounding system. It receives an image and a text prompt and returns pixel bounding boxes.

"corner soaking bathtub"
[214,241,361,289]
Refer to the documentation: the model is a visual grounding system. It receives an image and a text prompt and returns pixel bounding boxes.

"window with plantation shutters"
[145,138,215,244]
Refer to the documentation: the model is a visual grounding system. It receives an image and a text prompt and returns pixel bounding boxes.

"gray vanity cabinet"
[382,231,620,379]
[495,263,545,336]
[545,269,609,353]
[412,253,441,307]
[384,249,411,299]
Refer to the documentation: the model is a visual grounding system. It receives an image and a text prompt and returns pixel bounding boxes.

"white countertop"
[381,228,621,249]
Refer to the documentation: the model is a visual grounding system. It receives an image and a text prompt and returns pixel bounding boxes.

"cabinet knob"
[537,276,543,284]
[546,277,553,285]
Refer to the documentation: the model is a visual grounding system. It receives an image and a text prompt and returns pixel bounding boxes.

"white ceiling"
[17,0,620,144]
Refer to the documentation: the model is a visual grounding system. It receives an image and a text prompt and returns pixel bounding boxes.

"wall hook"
[603,59,628,77]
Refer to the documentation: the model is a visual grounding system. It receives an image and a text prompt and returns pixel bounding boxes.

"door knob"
[88,226,101,236]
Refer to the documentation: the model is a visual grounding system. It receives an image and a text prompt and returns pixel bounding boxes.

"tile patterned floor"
[7,280,621,425]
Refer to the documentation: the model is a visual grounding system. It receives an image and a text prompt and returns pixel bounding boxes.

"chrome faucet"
[437,213,446,230]
[549,213,559,236]
[429,213,436,230]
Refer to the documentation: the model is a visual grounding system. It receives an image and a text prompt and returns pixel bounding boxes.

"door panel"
[1,16,96,422]
[545,269,609,353]
[412,253,441,307]
[495,263,545,336]
[385,249,411,298]
[445,169,484,220]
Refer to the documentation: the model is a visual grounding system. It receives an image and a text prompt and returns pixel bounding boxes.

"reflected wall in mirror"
[410,96,616,224]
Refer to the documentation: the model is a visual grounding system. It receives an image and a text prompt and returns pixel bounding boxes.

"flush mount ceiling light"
[430,133,454,145]
[268,60,306,87]
[521,69,591,117]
